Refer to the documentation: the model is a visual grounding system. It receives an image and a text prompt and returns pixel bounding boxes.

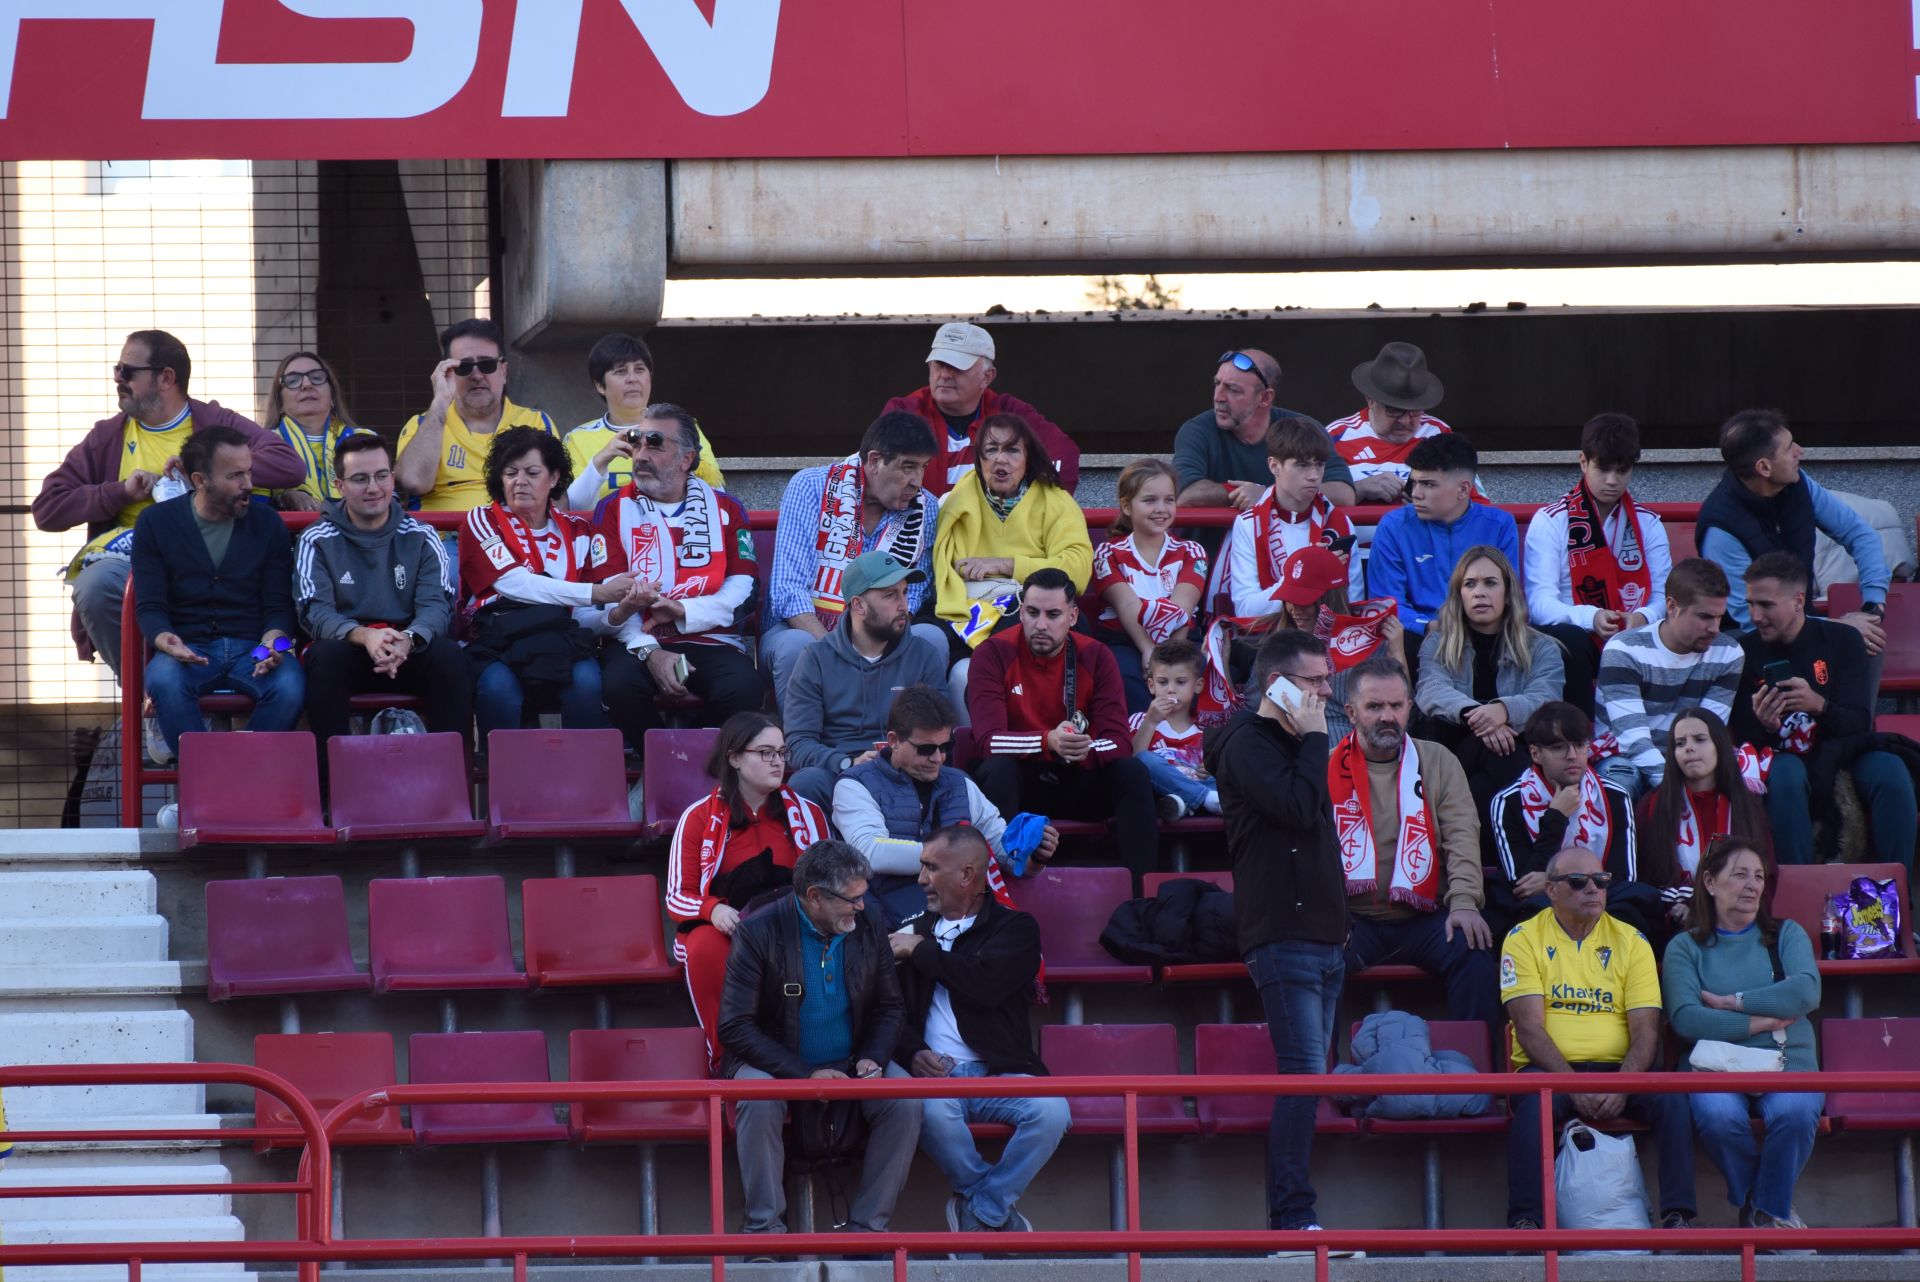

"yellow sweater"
[932,472,1093,630]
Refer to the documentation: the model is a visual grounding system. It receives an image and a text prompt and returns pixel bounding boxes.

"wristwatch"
[405,629,426,648]
[1862,601,1885,618]
[837,755,853,773]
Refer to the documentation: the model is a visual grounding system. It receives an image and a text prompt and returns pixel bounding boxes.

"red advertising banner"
[0,0,1916,160]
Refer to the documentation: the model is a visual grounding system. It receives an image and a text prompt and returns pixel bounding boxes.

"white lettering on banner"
[0,1,481,121]
[503,0,780,119]
[0,0,777,122]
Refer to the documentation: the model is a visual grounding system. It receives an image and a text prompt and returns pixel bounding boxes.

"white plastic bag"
[1554,1119,1651,1246]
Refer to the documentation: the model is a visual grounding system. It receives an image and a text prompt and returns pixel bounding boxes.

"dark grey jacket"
[294,498,453,644]
[785,623,945,774]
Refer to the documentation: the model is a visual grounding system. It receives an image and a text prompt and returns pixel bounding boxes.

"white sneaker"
[1268,1226,1363,1259]
[1202,790,1222,814]
[627,778,646,822]
[143,714,173,766]
[1156,793,1187,821]
[156,802,178,831]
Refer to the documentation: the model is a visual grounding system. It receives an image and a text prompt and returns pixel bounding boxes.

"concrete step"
[0,915,170,965]
[0,961,186,999]
[0,1213,244,1247]
[0,1162,234,1220]
[0,829,155,870]
[0,870,157,918]
[0,1009,204,1120]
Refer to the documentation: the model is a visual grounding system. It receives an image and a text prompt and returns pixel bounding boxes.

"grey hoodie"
[785,622,945,774]
[294,498,453,644]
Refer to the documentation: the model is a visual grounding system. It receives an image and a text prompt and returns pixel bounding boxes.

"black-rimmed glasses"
[281,369,331,389]
[1549,873,1613,891]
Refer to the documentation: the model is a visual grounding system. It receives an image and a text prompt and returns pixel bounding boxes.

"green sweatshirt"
[1662,918,1821,1072]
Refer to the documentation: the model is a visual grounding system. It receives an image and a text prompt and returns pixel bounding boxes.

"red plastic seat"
[1038,1023,1195,1134]
[567,1027,713,1142]
[1824,1018,1920,1130]
[1018,866,1153,985]
[1142,871,1247,985]
[1829,582,1920,693]
[367,876,530,993]
[406,1030,568,1144]
[1877,714,1920,739]
[1353,1020,1507,1135]
[252,1031,410,1149]
[328,732,483,843]
[521,875,681,987]
[1772,863,1920,978]
[1193,1022,1356,1138]
[640,728,721,842]
[1664,521,1698,562]
[177,731,332,847]
[485,728,641,843]
[206,875,371,1002]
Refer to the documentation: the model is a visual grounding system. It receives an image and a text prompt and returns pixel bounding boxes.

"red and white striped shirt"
[1326,409,1453,488]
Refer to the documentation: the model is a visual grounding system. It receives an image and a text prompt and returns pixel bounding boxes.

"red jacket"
[967,627,1132,766]
[881,388,1080,497]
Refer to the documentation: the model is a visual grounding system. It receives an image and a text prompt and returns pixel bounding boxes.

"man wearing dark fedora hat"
[1327,342,1455,506]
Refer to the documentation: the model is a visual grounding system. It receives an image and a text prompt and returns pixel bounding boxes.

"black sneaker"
[1661,1211,1696,1231]
[1509,1218,1542,1231]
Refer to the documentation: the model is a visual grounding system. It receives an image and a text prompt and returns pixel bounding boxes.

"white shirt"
[924,913,981,1063]
[1523,497,1673,629]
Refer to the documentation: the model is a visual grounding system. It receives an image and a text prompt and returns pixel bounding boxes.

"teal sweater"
[1662,919,1821,1072]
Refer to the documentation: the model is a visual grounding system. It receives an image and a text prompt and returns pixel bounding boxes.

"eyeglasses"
[1549,873,1613,891]
[743,746,790,765]
[1216,350,1269,388]
[280,369,331,389]
[905,738,956,759]
[342,468,393,489]
[623,429,674,450]
[113,363,160,381]
[815,885,866,908]
[1376,403,1421,423]
[450,357,502,377]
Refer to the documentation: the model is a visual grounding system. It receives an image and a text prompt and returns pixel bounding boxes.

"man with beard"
[1333,654,1501,1036]
[1173,348,1355,515]
[395,317,558,511]
[783,552,947,809]
[967,568,1156,883]
[764,410,946,704]
[590,402,762,746]
[34,328,302,675]
[131,425,305,763]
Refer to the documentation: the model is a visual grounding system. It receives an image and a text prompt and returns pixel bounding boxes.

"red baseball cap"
[1273,546,1348,605]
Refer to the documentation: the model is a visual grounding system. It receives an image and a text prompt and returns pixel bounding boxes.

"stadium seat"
[1664,521,1698,562]
[406,1030,568,1144]
[1017,867,1153,1021]
[1771,863,1920,986]
[1877,714,1920,739]
[639,727,720,842]
[205,875,371,1001]
[177,731,332,847]
[521,875,680,987]
[1343,1019,1502,1230]
[1038,1023,1194,1134]
[1828,582,1920,697]
[485,728,641,843]
[567,1026,713,1142]
[1193,1022,1357,1139]
[1824,1017,1920,1130]
[328,732,484,843]
[367,876,530,994]
[252,1031,409,1149]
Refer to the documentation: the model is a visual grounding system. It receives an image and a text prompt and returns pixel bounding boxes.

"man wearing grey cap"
[784,549,948,807]
[882,321,1080,499]
[1325,341,1458,505]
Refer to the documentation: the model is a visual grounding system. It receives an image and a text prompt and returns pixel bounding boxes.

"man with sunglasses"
[834,685,1058,927]
[1325,342,1456,506]
[1173,348,1356,520]
[1501,846,1696,1233]
[395,318,558,512]
[34,328,302,677]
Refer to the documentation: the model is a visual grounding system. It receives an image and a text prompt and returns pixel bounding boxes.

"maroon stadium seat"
[1772,863,1920,980]
[521,875,681,987]
[205,875,371,1001]
[485,728,641,843]
[1143,871,1247,985]
[1664,521,1698,562]
[1039,1023,1195,1135]
[1193,1022,1357,1138]
[367,875,530,994]
[252,1031,409,1149]
[1823,1017,1920,1130]
[567,1026,713,1142]
[328,732,484,843]
[1829,582,1920,695]
[640,727,721,842]
[1018,866,1153,985]
[178,731,332,847]
[406,1030,568,1144]
[1878,714,1920,739]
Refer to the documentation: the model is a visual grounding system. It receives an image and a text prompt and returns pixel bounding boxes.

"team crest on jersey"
[629,522,665,581]
[394,564,407,591]
[1329,624,1376,659]
[737,528,755,561]
[1813,660,1829,685]
[1597,946,1612,970]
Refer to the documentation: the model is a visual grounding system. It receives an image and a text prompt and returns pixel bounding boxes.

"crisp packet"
[1829,876,1905,960]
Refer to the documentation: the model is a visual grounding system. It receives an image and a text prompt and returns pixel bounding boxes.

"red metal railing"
[113,497,1709,825]
[2,1062,1911,1282]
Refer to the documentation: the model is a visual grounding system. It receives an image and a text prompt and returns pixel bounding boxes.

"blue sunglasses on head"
[1217,350,1269,388]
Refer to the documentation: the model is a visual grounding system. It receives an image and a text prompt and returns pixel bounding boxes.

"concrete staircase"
[0,830,244,1282]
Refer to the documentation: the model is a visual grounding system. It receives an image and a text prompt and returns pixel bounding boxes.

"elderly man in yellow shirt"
[1501,846,1697,1233]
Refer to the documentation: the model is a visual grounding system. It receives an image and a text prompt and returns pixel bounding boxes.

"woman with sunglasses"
[667,711,831,1069]
[562,333,726,509]
[264,351,364,512]
[1662,836,1822,1238]
[1639,707,1773,935]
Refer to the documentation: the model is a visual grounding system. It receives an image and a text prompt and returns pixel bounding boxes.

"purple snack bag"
[1835,877,1904,960]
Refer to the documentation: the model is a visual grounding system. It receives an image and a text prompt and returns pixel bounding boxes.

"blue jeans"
[890,1060,1071,1227]
[1767,750,1917,869]
[1690,1090,1823,1220]
[473,657,608,742]
[1596,754,1646,803]
[1141,749,1212,810]
[145,636,306,754]
[1245,939,1343,1229]
[1506,1062,1697,1226]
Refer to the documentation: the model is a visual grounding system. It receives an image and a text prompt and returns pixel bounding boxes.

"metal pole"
[1065,990,1085,1025]
[1124,1093,1141,1282]
[323,1155,346,1272]
[1422,1138,1443,1231]
[1107,1138,1125,1234]
[247,849,267,879]
[278,998,301,1036]
[554,845,576,879]
[399,846,421,880]
[1540,1087,1558,1282]
[594,994,613,1031]
[708,1092,726,1282]
[439,999,458,1034]
[638,1143,660,1265]
[1847,981,1865,1020]
[1898,1134,1917,1233]
[481,1148,503,1239]
[1215,989,1232,1026]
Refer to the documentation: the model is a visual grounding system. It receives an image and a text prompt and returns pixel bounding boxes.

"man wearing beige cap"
[1325,342,1456,505]
[882,321,1080,499]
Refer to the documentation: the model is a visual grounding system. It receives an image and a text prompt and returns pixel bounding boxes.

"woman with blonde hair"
[264,350,363,511]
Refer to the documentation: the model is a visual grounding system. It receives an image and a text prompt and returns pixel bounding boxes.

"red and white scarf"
[1249,490,1348,592]
[808,454,929,624]
[1563,482,1653,616]
[1671,745,1773,875]
[1329,733,1440,910]
[1513,766,1614,861]
[616,475,729,598]
[1315,598,1399,672]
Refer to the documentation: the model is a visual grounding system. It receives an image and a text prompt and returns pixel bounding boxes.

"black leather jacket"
[717,895,905,1079]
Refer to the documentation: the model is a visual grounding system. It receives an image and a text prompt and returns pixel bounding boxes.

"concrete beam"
[500,159,668,347]
[669,145,1920,274]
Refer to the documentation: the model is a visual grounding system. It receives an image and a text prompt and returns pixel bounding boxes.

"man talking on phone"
[1201,630,1357,1256]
